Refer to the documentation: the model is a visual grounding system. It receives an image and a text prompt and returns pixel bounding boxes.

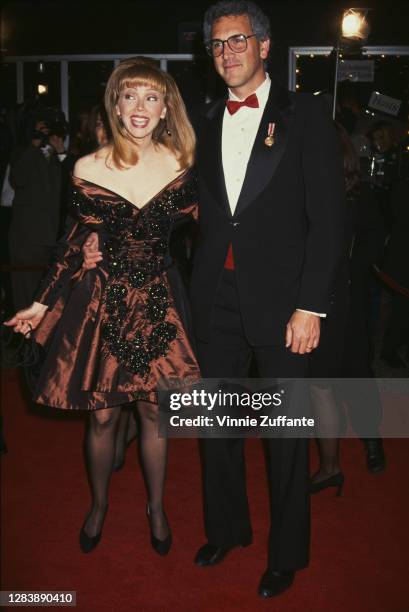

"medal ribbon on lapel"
[264,122,276,147]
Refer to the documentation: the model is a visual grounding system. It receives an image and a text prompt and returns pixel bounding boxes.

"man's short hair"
[203,0,271,46]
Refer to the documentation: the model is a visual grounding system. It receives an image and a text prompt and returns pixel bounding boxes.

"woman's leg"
[312,438,341,482]
[113,405,138,471]
[83,406,121,536]
[310,385,342,483]
[136,401,169,540]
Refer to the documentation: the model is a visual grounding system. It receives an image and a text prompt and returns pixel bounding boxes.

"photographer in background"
[379,137,409,369]
[8,110,72,310]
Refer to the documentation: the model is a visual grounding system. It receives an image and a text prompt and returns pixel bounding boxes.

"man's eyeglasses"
[206,33,257,58]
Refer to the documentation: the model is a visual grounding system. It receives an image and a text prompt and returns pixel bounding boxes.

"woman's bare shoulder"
[73,146,111,180]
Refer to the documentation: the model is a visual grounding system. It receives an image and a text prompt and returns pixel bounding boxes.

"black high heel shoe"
[79,506,108,553]
[146,505,172,556]
[79,526,102,553]
[310,472,344,496]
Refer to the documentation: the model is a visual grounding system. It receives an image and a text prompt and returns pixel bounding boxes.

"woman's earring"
[165,121,172,137]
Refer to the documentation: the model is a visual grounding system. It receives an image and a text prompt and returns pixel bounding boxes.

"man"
[189,0,345,598]
[9,118,71,310]
[83,0,345,597]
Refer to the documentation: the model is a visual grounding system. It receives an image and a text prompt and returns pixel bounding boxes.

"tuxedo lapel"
[234,85,295,217]
[198,98,231,216]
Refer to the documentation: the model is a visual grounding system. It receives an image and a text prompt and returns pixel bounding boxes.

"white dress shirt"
[222,74,271,215]
[221,74,325,318]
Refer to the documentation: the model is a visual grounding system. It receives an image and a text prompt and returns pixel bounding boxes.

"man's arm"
[298,95,346,314]
[286,96,346,354]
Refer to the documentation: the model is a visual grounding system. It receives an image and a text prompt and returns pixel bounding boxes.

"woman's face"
[116,84,166,143]
[95,115,108,146]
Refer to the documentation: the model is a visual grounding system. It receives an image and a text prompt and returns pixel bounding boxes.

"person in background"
[1,164,14,317]
[0,109,14,316]
[310,122,386,495]
[67,109,92,158]
[8,114,70,310]
[82,103,110,153]
[380,174,409,369]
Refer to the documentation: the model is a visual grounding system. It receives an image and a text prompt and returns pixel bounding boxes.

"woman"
[5,57,200,555]
[309,122,385,493]
[82,102,110,153]
[308,122,356,494]
[82,101,138,472]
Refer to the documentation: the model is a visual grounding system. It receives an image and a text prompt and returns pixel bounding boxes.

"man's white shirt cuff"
[296,308,327,318]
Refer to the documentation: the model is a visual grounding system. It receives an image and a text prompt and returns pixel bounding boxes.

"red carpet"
[1,368,409,611]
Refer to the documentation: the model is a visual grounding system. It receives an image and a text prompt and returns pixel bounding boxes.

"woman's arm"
[4,216,92,334]
[34,215,92,308]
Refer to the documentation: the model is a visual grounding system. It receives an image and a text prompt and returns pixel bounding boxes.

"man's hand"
[82,232,102,270]
[285,311,320,354]
[4,302,48,335]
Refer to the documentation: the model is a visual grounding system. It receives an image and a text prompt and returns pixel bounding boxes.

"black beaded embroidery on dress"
[71,171,196,378]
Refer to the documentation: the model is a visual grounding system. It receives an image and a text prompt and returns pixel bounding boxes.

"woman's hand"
[3,302,48,335]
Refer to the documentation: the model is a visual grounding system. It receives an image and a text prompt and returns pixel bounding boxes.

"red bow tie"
[226,93,259,115]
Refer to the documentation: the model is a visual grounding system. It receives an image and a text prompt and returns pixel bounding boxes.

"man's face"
[211,14,270,96]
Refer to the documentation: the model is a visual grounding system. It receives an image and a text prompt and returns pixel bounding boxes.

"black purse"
[1,324,44,392]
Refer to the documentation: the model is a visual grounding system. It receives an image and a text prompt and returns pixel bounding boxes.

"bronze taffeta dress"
[31,167,200,410]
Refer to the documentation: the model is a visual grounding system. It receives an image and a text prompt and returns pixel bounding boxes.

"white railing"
[4,54,195,119]
[288,46,409,91]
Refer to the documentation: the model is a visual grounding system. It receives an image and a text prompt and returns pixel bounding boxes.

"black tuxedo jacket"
[190,82,346,345]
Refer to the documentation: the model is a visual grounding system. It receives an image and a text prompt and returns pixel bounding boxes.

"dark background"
[1,1,408,121]
[1,0,409,56]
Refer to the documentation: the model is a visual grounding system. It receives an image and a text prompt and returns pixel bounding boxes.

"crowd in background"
[335,85,409,372]
[0,99,107,312]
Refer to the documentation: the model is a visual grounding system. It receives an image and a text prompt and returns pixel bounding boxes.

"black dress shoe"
[79,526,102,553]
[310,471,344,496]
[79,506,108,553]
[151,531,172,556]
[258,570,295,598]
[363,438,386,473]
[146,505,172,556]
[194,542,249,567]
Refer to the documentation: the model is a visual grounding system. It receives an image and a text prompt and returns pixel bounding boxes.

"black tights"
[113,406,138,470]
[83,401,169,540]
[136,401,169,540]
[310,385,341,483]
